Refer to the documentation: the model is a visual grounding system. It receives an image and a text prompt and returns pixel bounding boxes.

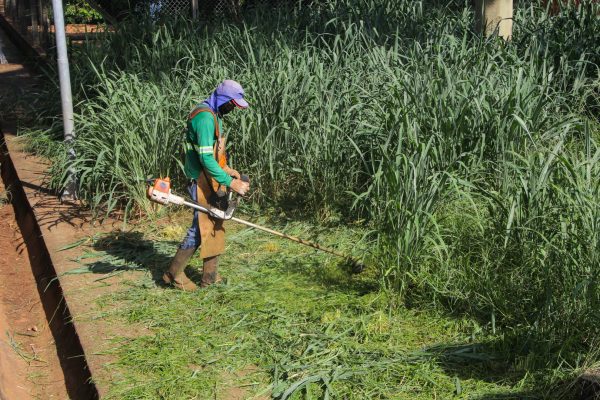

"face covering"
[202,80,248,114]
[218,100,235,116]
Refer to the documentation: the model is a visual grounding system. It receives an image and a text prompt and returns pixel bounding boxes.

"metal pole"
[50,0,77,200]
[191,0,198,19]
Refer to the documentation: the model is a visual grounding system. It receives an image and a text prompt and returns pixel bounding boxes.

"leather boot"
[201,256,223,288]
[163,247,198,291]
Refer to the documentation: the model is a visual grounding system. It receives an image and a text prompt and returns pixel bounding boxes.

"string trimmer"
[147,177,365,273]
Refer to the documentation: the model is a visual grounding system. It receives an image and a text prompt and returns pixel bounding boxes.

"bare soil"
[64,24,111,34]
[0,180,68,399]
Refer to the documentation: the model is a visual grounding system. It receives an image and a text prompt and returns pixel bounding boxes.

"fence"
[0,0,52,54]
[156,0,244,20]
[0,0,274,57]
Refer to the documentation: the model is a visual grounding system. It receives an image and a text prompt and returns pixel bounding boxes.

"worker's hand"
[230,178,250,196]
[224,166,241,180]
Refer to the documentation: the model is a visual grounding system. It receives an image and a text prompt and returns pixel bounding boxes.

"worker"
[163,80,250,291]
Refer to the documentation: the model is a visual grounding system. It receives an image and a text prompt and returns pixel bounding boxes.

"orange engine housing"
[154,177,171,194]
[147,177,171,201]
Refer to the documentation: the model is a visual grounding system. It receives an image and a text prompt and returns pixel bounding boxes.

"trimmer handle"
[217,174,249,195]
[217,174,249,197]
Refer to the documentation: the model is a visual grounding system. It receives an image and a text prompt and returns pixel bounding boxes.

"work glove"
[230,178,250,196]
[224,166,241,180]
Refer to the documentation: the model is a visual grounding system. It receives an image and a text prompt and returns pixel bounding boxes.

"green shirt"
[183,106,233,187]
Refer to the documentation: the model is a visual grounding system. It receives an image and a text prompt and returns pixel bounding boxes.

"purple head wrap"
[202,80,249,114]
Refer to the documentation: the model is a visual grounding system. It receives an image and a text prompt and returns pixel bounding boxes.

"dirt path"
[0,22,98,399]
[0,180,68,399]
[1,17,128,396]
[0,21,68,400]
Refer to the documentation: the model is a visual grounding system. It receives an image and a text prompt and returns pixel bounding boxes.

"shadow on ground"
[420,339,587,400]
[85,230,177,283]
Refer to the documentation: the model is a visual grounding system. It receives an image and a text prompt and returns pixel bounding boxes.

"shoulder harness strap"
[188,106,228,193]
[188,106,220,140]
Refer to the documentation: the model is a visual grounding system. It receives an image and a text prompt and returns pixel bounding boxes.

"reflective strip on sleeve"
[195,145,213,154]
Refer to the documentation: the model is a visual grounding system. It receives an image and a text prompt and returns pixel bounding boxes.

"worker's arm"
[190,114,233,187]
[221,142,241,179]
[223,165,241,179]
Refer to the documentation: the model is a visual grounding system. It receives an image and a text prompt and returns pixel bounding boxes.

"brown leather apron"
[197,168,226,258]
[188,107,228,259]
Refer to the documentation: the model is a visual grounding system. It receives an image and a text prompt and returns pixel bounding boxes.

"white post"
[191,0,198,19]
[50,0,77,200]
[475,0,513,40]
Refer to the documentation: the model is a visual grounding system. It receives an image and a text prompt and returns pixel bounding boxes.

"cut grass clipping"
[71,218,580,399]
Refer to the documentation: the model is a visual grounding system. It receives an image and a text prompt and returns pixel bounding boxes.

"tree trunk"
[474,0,513,40]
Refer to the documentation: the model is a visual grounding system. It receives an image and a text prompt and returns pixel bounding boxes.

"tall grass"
[29,0,600,366]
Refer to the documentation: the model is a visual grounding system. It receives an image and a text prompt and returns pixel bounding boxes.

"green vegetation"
[22,0,600,396]
[64,0,103,24]
[75,216,576,398]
